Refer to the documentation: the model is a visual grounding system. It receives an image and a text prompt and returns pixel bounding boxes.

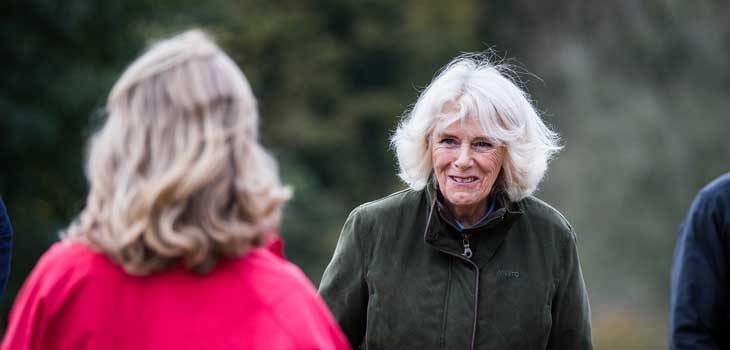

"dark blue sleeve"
[0,198,13,297]
[670,184,730,350]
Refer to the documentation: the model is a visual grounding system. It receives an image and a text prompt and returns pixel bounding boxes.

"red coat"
[2,239,349,350]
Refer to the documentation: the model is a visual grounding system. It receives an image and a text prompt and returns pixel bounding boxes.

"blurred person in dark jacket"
[670,172,730,349]
[1,29,348,350]
[0,198,12,297]
[319,54,592,350]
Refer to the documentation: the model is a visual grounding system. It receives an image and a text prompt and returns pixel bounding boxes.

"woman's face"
[431,117,505,218]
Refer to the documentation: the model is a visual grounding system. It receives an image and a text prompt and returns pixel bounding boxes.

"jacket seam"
[557,229,576,284]
[351,206,370,289]
[439,258,453,350]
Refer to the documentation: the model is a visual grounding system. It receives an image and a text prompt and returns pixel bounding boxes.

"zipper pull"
[462,234,473,259]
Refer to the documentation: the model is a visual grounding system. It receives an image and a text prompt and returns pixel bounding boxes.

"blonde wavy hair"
[64,29,291,276]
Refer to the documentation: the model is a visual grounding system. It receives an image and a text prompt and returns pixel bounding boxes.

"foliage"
[0,0,155,313]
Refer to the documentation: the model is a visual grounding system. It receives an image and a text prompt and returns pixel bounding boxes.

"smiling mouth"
[449,176,478,184]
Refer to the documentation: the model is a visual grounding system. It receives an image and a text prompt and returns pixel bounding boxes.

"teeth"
[450,176,476,183]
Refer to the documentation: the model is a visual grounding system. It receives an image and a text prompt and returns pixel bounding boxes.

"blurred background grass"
[2,1,729,348]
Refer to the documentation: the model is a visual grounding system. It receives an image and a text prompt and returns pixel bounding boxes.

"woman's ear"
[423,134,431,150]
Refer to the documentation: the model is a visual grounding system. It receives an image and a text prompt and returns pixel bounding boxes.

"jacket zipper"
[424,199,481,350]
[434,247,479,350]
[461,233,473,259]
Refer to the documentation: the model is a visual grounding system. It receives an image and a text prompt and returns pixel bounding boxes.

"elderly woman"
[319,55,592,349]
[2,30,348,350]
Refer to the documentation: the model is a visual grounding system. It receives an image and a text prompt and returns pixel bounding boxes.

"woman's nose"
[453,144,472,168]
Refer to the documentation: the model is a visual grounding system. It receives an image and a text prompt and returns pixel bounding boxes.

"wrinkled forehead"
[431,99,497,139]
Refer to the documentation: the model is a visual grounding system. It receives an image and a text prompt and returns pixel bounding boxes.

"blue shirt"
[454,196,498,231]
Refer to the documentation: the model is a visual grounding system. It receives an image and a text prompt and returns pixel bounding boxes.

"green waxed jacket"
[319,184,592,350]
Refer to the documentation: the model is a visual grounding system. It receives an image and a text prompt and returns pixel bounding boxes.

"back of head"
[66,30,291,276]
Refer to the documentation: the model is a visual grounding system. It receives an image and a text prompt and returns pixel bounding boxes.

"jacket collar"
[423,177,523,267]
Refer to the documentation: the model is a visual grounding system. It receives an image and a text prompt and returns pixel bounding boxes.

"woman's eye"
[440,138,458,145]
[473,141,494,150]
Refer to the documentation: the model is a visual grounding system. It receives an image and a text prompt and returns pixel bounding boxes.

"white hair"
[390,53,562,202]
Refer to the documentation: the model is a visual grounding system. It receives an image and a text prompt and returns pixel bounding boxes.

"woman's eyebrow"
[471,135,491,141]
[436,131,458,138]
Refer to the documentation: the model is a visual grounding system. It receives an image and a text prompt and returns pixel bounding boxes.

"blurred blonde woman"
[2,30,348,350]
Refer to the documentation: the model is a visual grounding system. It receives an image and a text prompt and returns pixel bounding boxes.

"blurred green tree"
[0,0,156,318]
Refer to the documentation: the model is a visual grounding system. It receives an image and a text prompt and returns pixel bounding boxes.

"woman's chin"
[446,197,483,210]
